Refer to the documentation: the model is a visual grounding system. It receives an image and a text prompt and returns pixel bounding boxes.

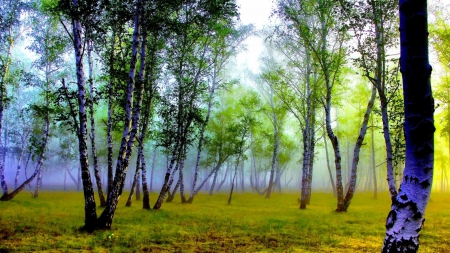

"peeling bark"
[382,0,434,251]
[71,2,98,229]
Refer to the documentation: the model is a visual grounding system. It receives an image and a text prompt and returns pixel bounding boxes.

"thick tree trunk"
[87,38,106,207]
[382,0,434,250]
[71,7,98,229]
[338,86,376,211]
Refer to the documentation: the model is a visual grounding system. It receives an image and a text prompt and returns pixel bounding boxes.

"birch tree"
[382,0,434,250]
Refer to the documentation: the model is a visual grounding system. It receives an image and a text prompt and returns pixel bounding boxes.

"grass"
[0,191,449,252]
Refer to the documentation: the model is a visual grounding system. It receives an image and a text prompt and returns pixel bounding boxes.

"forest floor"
[0,190,449,252]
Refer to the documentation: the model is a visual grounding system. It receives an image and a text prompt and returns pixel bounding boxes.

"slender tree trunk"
[179,152,187,203]
[33,167,43,198]
[195,164,221,194]
[383,0,434,250]
[141,148,151,209]
[0,115,7,196]
[87,38,106,207]
[209,169,219,195]
[125,152,141,207]
[64,168,67,191]
[153,151,178,209]
[106,31,116,196]
[14,138,27,190]
[0,23,15,196]
[150,148,157,193]
[98,1,145,228]
[323,125,336,197]
[240,162,245,192]
[217,162,230,192]
[77,167,81,191]
[227,161,239,205]
[380,96,397,201]
[306,117,316,204]
[265,108,278,199]
[1,108,50,201]
[338,86,376,211]
[71,6,98,229]
[188,67,217,203]
[371,117,378,199]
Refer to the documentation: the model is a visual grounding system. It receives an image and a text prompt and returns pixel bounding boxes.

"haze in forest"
[0,0,446,251]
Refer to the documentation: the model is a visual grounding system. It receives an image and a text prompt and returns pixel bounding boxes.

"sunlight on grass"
[0,191,449,252]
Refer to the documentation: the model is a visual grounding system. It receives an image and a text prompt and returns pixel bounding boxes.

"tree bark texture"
[87,38,106,207]
[98,0,145,229]
[71,4,98,229]
[382,0,434,251]
[338,86,376,211]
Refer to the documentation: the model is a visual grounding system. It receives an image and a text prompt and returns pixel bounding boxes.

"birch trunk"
[306,117,316,204]
[217,162,230,191]
[87,38,106,207]
[380,96,397,200]
[265,105,278,199]
[338,86,376,211]
[141,149,150,209]
[0,23,15,196]
[227,161,239,205]
[382,0,434,250]
[125,151,141,207]
[71,5,98,229]
[371,116,378,199]
[299,49,315,208]
[98,1,145,228]
[188,68,216,202]
[323,125,336,196]
[209,169,219,195]
[106,31,116,196]
[195,164,221,194]
[1,102,50,201]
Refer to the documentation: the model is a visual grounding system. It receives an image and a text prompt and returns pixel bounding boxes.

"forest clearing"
[0,0,446,251]
[1,191,450,252]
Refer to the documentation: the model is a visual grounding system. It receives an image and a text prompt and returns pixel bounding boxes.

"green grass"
[1,191,449,252]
